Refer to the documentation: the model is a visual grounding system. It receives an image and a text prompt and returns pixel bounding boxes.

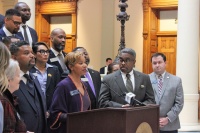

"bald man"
[47,28,69,79]
[15,2,38,46]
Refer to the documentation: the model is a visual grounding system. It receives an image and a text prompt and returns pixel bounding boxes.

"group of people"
[0,2,184,133]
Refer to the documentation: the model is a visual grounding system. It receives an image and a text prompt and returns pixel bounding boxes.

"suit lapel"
[114,71,128,95]
[133,70,141,93]
[19,81,37,113]
[49,50,63,73]
[46,68,52,91]
[88,69,97,94]
[150,73,160,102]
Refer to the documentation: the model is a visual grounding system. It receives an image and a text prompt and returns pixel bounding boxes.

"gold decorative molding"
[156,31,177,36]
[37,1,76,14]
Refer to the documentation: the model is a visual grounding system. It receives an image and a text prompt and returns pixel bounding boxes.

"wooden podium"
[67,105,159,133]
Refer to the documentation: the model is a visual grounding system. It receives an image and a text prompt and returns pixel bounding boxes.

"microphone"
[125,92,146,106]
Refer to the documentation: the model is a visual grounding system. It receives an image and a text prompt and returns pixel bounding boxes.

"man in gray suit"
[149,53,184,133]
[98,48,155,108]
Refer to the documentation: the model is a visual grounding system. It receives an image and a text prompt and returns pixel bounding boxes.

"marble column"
[177,0,200,131]
[18,0,35,28]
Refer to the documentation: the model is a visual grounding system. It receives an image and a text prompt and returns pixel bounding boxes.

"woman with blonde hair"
[49,51,90,133]
[0,42,10,133]
[0,50,27,131]
[0,42,10,93]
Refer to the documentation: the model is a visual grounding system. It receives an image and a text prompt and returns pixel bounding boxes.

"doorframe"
[35,1,77,51]
[142,0,178,74]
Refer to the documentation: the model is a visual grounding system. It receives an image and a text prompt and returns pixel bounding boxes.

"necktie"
[158,75,163,95]
[22,25,29,43]
[57,53,67,71]
[85,72,96,96]
[126,74,133,93]
[24,74,35,95]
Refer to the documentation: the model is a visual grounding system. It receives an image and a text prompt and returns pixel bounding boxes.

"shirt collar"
[156,71,166,79]
[120,69,134,77]
[34,63,53,71]
[51,47,62,57]
[3,26,13,36]
[20,70,30,79]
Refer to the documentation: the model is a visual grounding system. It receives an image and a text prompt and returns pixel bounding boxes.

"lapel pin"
[141,85,145,88]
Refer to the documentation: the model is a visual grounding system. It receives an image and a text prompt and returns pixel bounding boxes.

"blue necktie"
[85,72,96,96]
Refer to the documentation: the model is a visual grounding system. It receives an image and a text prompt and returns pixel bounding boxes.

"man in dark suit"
[73,47,101,109]
[47,28,68,79]
[10,40,47,133]
[15,2,38,47]
[98,48,155,108]
[0,9,23,41]
[0,14,4,29]
[100,57,112,74]
[149,53,184,133]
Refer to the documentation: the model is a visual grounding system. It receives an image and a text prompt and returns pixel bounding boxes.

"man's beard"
[55,43,65,52]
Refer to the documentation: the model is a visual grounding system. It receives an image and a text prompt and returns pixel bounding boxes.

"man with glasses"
[0,9,23,41]
[98,48,155,108]
[15,2,38,47]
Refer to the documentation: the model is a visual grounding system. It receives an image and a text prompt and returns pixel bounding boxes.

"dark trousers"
[160,130,178,133]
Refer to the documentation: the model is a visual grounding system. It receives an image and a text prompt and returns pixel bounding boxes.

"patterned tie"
[158,75,163,95]
[126,74,133,93]
[22,25,29,43]
[85,72,96,96]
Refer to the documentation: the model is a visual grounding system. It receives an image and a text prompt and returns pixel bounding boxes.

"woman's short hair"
[65,51,84,73]
[5,59,19,80]
[32,42,49,54]
[0,42,11,93]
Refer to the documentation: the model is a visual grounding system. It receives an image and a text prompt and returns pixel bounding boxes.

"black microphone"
[102,81,129,104]
[125,92,146,106]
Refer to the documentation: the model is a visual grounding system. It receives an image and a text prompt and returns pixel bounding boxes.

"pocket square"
[48,73,52,77]
[140,85,145,88]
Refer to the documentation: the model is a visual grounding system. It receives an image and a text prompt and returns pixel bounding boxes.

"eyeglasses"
[9,19,22,26]
[37,50,50,55]
[118,58,135,63]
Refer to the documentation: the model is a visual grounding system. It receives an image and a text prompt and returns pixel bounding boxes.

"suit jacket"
[16,26,38,46]
[98,70,155,108]
[0,28,23,41]
[0,14,4,29]
[100,66,106,74]
[47,50,68,79]
[149,72,184,131]
[30,65,61,110]
[13,73,47,133]
[82,68,101,109]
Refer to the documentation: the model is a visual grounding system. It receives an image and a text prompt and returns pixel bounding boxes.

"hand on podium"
[122,104,130,108]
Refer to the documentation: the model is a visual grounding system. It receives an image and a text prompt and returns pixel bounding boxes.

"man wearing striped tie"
[149,53,184,133]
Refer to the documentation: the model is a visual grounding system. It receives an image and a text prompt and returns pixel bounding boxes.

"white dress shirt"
[121,69,135,92]
[19,24,33,47]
